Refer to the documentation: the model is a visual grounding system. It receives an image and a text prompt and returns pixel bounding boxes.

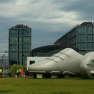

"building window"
[78,35,87,42]
[93,27,94,33]
[78,43,87,50]
[23,29,31,35]
[23,51,30,58]
[30,61,35,65]
[23,37,31,43]
[93,43,94,50]
[9,51,17,58]
[78,27,87,34]
[88,43,92,50]
[23,59,27,65]
[9,59,17,65]
[18,44,22,51]
[18,29,22,35]
[78,51,87,55]
[23,44,31,50]
[9,29,18,36]
[10,37,18,43]
[93,35,94,41]
[9,44,17,51]
[18,51,22,58]
[88,27,92,34]
[18,59,22,65]
[18,37,22,43]
[88,35,92,41]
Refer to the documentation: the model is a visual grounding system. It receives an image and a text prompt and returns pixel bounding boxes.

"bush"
[9,64,25,74]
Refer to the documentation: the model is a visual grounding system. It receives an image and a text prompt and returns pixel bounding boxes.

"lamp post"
[2,51,8,65]
[2,51,8,77]
[2,54,5,66]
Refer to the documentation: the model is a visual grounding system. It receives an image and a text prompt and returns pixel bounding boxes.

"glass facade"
[23,44,31,50]
[9,59,17,65]
[9,29,18,36]
[88,35,92,41]
[18,51,22,58]
[9,25,31,65]
[23,29,31,35]
[23,37,31,43]
[78,43,87,50]
[18,59,22,65]
[18,44,22,50]
[93,43,94,49]
[9,51,17,58]
[31,45,78,57]
[78,35,87,42]
[9,44,18,51]
[10,37,18,43]
[18,29,22,35]
[54,22,94,55]
[78,27,87,34]
[19,37,22,43]
[88,27,92,34]
[88,43,92,50]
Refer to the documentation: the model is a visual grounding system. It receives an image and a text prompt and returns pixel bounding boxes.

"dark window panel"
[9,29,18,36]
[88,27,92,34]
[9,51,17,58]
[18,29,22,35]
[9,59,17,65]
[18,59,22,65]
[23,37,31,43]
[23,29,31,35]
[9,44,17,51]
[10,37,18,43]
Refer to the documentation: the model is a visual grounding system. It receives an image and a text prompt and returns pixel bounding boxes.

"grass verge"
[0,77,94,94]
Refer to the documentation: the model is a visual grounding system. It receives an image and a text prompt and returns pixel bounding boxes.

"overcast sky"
[0,0,94,52]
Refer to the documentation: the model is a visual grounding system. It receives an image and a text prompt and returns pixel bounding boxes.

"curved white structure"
[80,52,94,79]
[28,48,83,78]
[28,48,94,79]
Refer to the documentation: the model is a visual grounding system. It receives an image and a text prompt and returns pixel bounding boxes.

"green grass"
[0,77,94,94]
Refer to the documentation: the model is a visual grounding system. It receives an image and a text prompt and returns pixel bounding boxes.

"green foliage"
[9,64,25,74]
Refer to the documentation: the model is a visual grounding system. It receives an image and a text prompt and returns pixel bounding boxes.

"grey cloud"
[0,0,12,3]
[52,0,94,20]
[52,0,69,4]
[0,0,94,52]
[30,0,40,4]
[32,30,65,49]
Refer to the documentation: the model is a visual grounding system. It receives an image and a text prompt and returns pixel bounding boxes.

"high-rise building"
[54,22,94,55]
[8,24,31,65]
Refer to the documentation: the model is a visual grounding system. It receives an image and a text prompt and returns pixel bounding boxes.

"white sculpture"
[28,48,94,79]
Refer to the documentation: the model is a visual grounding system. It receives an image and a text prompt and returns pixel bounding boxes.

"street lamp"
[1,51,8,77]
[2,51,8,66]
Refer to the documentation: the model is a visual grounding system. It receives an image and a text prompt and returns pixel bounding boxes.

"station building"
[27,45,78,71]
[8,24,31,65]
[54,22,94,55]
[31,45,78,57]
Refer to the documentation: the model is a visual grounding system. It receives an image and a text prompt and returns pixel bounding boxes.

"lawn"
[0,77,94,94]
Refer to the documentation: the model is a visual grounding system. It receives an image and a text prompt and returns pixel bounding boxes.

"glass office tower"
[54,22,94,55]
[9,24,31,65]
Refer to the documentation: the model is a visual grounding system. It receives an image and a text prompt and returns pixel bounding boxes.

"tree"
[9,64,25,74]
